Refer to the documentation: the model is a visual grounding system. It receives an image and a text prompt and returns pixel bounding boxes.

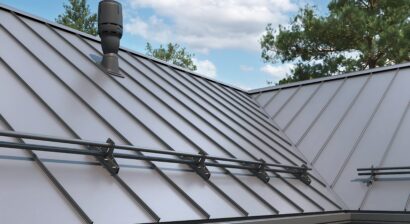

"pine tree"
[56,0,97,36]
[146,42,197,71]
[261,0,410,84]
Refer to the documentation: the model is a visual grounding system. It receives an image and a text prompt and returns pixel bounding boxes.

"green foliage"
[261,0,410,84]
[56,0,97,36]
[146,42,197,71]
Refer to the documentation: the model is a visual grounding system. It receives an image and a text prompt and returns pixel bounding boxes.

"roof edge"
[248,62,410,94]
[158,210,410,224]
[0,3,248,93]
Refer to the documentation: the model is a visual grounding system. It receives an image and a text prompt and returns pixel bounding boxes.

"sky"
[0,0,329,90]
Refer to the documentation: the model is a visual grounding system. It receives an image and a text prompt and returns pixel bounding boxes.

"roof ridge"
[249,62,410,94]
[4,3,409,96]
[0,3,248,93]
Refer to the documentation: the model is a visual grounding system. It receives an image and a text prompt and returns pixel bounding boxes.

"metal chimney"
[98,0,123,76]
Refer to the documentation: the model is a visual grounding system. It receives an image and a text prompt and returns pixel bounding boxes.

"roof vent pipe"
[98,0,123,77]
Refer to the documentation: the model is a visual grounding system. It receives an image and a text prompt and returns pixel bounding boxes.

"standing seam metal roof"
[252,63,410,212]
[0,4,343,224]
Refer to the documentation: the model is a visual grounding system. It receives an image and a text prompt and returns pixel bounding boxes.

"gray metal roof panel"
[0,5,344,223]
[0,116,84,224]
[255,65,410,211]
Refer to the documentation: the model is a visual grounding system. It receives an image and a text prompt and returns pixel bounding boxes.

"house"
[0,2,409,223]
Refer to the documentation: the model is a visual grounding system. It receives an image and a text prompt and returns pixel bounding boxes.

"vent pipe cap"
[98,0,123,77]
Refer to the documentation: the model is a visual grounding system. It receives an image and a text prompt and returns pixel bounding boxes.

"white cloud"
[125,15,172,43]
[125,0,297,52]
[240,65,254,72]
[192,58,217,78]
[260,63,293,82]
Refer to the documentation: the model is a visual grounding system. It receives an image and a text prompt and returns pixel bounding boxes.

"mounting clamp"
[366,165,376,187]
[287,164,311,185]
[248,159,270,183]
[91,138,120,174]
[183,153,211,180]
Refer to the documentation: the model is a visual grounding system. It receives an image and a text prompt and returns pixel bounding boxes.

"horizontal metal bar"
[0,130,308,171]
[0,140,102,156]
[205,155,310,170]
[203,162,305,174]
[0,130,108,148]
[0,140,305,175]
[358,171,410,176]
[357,166,410,171]
[0,140,195,164]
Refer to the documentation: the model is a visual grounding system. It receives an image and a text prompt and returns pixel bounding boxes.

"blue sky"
[0,0,329,90]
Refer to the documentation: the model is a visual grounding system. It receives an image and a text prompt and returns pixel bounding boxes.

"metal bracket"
[183,153,211,180]
[366,165,376,187]
[92,138,120,174]
[248,159,270,183]
[287,164,311,185]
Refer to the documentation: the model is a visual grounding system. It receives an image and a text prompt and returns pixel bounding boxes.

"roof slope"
[251,64,410,211]
[0,4,342,223]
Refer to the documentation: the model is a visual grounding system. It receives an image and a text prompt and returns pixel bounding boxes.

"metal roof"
[0,4,343,224]
[249,61,410,94]
[252,63,410,212]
